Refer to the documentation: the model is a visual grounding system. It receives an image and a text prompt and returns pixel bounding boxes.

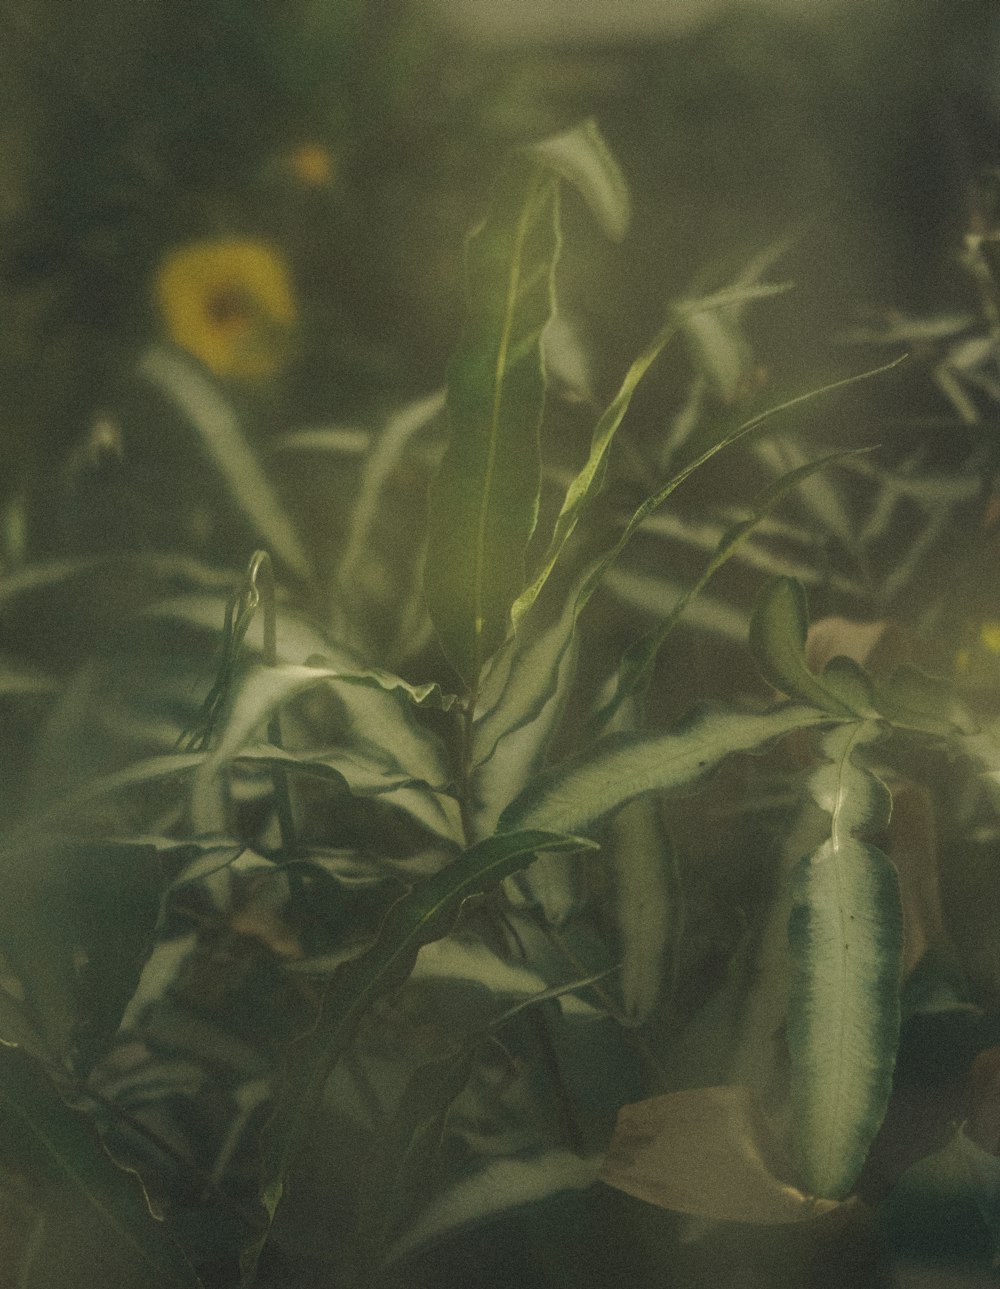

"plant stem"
[246,551,307,920]
[457,684,478,846]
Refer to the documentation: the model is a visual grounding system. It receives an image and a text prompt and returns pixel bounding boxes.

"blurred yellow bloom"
[980,623,1000,654]
[286,143,336,188]
[154,238,297,380]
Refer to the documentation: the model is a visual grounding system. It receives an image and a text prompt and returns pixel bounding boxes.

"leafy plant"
[4,114,1000,1289]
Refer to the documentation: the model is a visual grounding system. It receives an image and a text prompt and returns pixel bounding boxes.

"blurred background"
[0,0,997,601]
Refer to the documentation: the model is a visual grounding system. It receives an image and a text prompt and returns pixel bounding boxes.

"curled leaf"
[600,1085,842,1225]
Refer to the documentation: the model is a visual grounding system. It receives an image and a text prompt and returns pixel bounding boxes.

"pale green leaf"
[528,117,630,241]
[501,702,833,838]
[137,345,312,582]
[191,662,457,838]
[787,721,904,1200]
[337,391,446,601]
[609,791,676,1024]
[575,360,905,634]
[471,573,582,838]
[232,743,462,842]
[511,317,681,629]
[512,282,797,632]
[385,1150,603,1266]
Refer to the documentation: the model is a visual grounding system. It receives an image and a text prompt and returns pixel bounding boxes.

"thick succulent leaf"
[528,117,630,241]
[597,449,869,730]
[0,1044,202,1288]
[424,155,560,688]
[385,1149,603,1266]
[500,703,833,838]
[600,1085,842,1224]
[787,721,903,1200]
[750,577,865,716]
[250,829,596,1276]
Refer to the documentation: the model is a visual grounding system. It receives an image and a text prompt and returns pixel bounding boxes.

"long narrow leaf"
[574,359,905,636]
[137,345,312,582]
[512,282,794,631]
[424,157,560,688]
[471,571,584,839]
[787,721,903,1200]
[191,662,458,837]
[596,448,872,730]
[501,702,834,838]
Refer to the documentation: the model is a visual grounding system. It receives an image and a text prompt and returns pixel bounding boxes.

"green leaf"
[385,1149,602,1266]
[424,154,560,689]
[250,829,596,1277]
[787,721,903,1200]
[137,345,312,582]
[191,662,458,839]
[0,1044,202,1287]
[597,449,871,730]
[527,117,630,241]
[575,360,905,635]
[337,391,446,606]
[511,319,680,630]
[0,841,168,1062]
[471,573,583,838]
[750,577,865,716]
[876,664,976,738]
[512,283,796,632]
[501,702,834,838]
[232,744,462,843]
[609,788,677,1024]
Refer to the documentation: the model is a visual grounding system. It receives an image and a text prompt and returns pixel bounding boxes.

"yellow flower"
[286,143,336,188]
[980,622,1000,654]
[154,238,297,380]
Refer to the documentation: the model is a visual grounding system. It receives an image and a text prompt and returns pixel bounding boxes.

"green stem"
[246,551,307,918]
[457,684,478,846]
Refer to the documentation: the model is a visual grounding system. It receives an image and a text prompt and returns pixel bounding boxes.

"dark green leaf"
[0,1044,201,1287]
[750,577,863,716]
[247,829,596,1279]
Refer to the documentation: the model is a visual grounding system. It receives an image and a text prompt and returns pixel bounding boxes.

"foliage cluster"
[4,6,1000,1289]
